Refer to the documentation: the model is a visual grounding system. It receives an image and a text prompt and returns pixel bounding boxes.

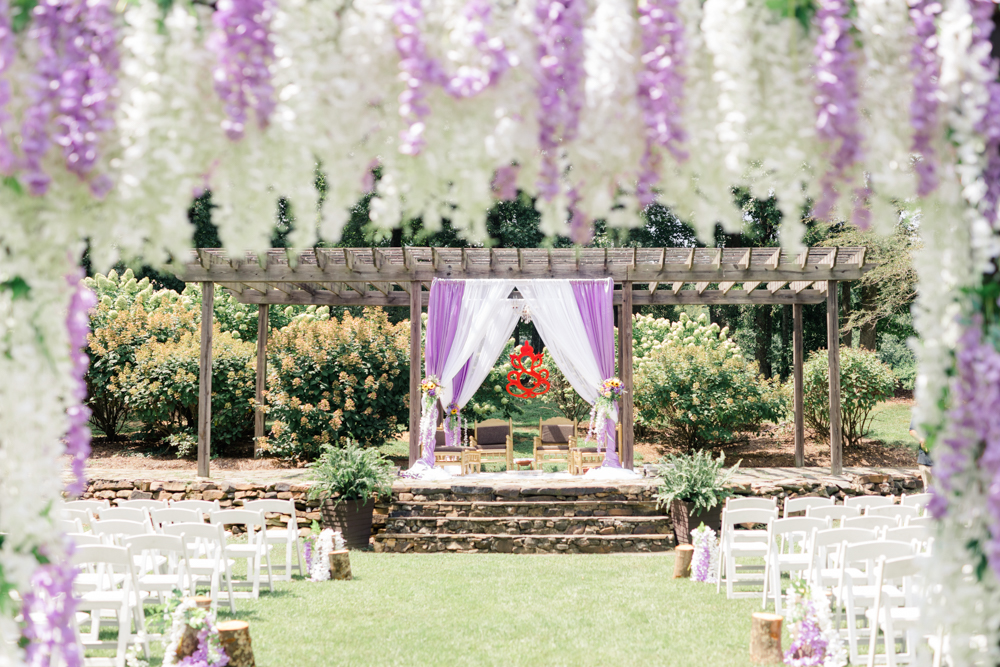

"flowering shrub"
[262,308,409,459]
[802,347,896,448]
[118,327,256,455]
[634,313,787,449]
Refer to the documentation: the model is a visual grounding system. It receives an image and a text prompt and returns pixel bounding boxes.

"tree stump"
[175,596,213,661]
[750,613,784,664]
[329,549,352,580]
[673,544,695,578]
[218,620,256,667]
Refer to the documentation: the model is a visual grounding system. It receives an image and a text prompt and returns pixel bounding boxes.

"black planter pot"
[670,499,723,545]
[320,497,375,549]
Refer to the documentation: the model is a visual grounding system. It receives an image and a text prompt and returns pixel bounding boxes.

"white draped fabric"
[514,280,617,424]
[451,300,525,408]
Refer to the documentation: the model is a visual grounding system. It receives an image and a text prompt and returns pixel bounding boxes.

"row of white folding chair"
[867,555,928,666]
[716,497,777,594]
[161,522,235,613]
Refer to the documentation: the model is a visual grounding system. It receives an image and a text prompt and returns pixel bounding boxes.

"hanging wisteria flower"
[783,578,846,667]
[909,0,942,197]
[969,0,1000,228]
[492,164,519,200]
[690,524,718,583]
[534,0,586,202]
[19,557,81,667]
[636,0,687,206]
[65,271,96,498]
[417,376,444,464]
[209,0,277,141]
[21,0,120,197]
[393,0,513,155]
[0,0,14,175]
[812,0,863,222]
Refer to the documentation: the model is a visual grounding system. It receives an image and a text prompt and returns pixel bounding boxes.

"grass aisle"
[221,552,781,667]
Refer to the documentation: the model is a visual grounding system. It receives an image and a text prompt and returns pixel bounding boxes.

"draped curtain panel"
[420,279,465,466]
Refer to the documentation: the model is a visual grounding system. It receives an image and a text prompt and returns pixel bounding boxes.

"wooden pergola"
[181,246,870,478]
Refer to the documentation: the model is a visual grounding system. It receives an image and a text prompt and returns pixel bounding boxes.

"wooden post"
[673,544,694,578]
[827,282,843,475]
[620,282,635,470]
[409,281,421,468]
[217,621,256,667]
[793,303,804,468]
[253,304,268,454]
[750,613,784,664]
[198,282,214,479]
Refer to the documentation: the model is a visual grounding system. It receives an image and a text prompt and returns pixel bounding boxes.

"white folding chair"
[783,497,834,518]
[719,507,777,599]
[837,540,916,665]
[243,499,304,582]
[91,520,154,545]
[845,515,900,532]
[885,526,932,553]
[868,506,919,522]
[61,508,92,531]
[92,507,148,525]
[69,533,104,547]
[845,496,896,511]
[58,517,84,534]
[807,504,862,526]
[715,498,777,590]
[161,522,234,614]
[900,493,931,513]
[117,499,167,511]
[867,555,927,666]
[123,534,194,607]
[65,499,109,513]
[806,527,880,590]
[150,508,203,530]
[762,516,830,613]
[210,509,273,598]
[904,516,933,528]
[71,544,149,667]
[170,499,221,514]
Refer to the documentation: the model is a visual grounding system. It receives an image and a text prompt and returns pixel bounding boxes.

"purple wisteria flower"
[21,556,82,667]
[209,0,277,141]
[0,0,15,175]
[393,0,513,156]
[65,271,96,498]
[492,164,519,200]
[970,0,1000,227]
[22,0,119,197]
[534,0,586,203]
[812,0,863,223]
[927,316,1000,577]
[636,0,687,207]
[568,185,591,245]
[784,603,829,667]
[909,0,942,197]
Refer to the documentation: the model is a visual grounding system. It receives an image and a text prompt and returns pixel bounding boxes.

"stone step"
[389,500,663,519]
[373,532,675,554]
[384,515,672,536]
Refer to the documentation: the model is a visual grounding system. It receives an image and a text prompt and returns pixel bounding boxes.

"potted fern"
[654,451,740,545]
[308,441,395,549]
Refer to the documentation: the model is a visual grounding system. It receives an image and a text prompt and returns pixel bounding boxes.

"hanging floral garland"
[418,376,443,459]
[783,579,846,667]
[690,524,718,583]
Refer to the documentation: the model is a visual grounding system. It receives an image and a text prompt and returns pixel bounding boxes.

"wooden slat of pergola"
[183,247,870,480]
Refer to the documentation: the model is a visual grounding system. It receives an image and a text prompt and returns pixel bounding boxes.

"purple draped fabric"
[445,360,471,447]
[571,278,620,468]
[422,280,465,465]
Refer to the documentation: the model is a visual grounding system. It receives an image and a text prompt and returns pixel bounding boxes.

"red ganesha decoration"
[506,342,550,399]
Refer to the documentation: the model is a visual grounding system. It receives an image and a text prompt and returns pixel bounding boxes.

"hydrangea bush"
[802,347,896,447]
[633,313,787,449]
[262,308,409,459]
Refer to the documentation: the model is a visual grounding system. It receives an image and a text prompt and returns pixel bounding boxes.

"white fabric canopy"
[451,300,525,408]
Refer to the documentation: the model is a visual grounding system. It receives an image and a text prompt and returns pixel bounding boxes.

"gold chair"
[569,424,622,475]
[533,417,576,469]
[433,429,482,476]
[470,418,514,470]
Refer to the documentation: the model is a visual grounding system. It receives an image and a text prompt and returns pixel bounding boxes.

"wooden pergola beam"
[828,282,843,475]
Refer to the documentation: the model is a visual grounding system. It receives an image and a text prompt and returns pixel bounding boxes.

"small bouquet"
[421,377,442,397]
[599,377,625,399]
[585,376,625,452]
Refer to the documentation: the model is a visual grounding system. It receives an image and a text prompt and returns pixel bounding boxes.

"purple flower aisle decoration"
[393,0,513,156]
[65,271,96,498]
[534,0,586,203]
[22,0,120,197]
[908,0,942,197]
[163,598,229,667]
[209,0,277,141]
[689,524,717,583]
[19,557,82,667]
[969,0,1000,227]
[812,0,863,222]
[635,0,687,207]
[783,579,846,667]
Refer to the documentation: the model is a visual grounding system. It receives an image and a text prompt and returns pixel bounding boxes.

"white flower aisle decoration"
[782,579,846,667]
[163,597,230,667]
[689,524,718,583]
[304,527,346,582]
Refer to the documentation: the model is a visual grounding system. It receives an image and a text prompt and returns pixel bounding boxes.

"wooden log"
[793,303,804,468]
[673,544,694,578]
[217,620,256,667]
[328,549,353,580]
[749,612,784,664]
[175,597,213,661]
[827,282,843,475]
[253,304,268,451]
[409,281,422,467]
[198,282,214,478]
[620,282,635,469]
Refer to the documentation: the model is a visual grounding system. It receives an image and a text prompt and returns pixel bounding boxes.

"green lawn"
[107,551,782,667]
[866,400,918,451]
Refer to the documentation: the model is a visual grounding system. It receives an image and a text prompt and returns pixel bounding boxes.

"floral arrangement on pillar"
[1,0,1000,662]
[584,377,624,453]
